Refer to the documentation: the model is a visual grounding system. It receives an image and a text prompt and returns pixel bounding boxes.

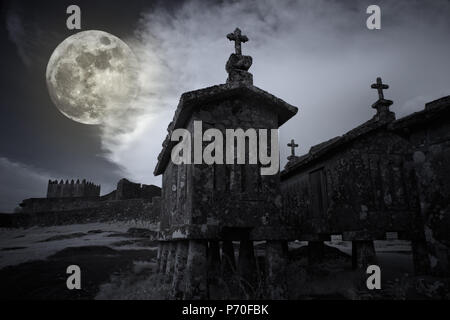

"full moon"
[46,30,139,125]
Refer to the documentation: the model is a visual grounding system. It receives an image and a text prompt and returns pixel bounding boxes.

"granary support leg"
[432,244,450,276]
[165,242,177,282]
[170,241,189,299]
[308,241,325,265]
[265,240,289,299]
[159,242,169,274]
[208,241,221,276]
[156,242,162,272]
[184,240,208,299]
[411,239,431,275]
[221,240,238,296]
[207,241,222,299]
[352,240,377,269]
[222,240,236,275]
[238,240,257,292]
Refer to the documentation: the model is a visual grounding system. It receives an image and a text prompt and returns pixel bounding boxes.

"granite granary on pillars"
[153,28,298,299]
[281,78,450,276]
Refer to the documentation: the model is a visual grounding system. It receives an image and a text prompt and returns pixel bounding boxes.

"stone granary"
[154,28,450,298]
[154,28,298,299]
[282,80,450,276]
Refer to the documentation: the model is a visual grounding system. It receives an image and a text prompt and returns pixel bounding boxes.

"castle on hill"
[18,178,161,216]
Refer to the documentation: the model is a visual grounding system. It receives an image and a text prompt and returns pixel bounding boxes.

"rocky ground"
[0,224,449,299]
[0,222,159,299]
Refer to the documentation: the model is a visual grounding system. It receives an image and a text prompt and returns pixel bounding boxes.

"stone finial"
[371,77,388,100]
[227,28,248,56]
[287,139,300,163]
[287,139,299,159]
[225,27,253,85]
[370,77,395,121]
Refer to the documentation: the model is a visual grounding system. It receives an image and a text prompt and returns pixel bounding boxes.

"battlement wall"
[115,178,161,200]
[1,197,161,228]
[19,197,102,214]
[47,179,100,198]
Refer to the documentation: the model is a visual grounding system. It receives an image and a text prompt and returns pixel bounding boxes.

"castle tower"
[46,179,100,198]
[154,28,298,299]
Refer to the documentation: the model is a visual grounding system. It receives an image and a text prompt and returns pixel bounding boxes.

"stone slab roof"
[281,95,450,179]
[391,95,450,131]
[154,82,298,175]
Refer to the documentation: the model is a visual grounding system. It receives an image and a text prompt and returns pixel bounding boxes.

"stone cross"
[227,28,248,55]
[287,139,299,157]
[371,77,389,100]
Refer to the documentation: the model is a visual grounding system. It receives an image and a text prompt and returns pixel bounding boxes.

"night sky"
[1,0,450,212]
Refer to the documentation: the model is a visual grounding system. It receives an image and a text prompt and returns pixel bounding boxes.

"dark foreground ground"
[0,224,449,300]
[0,246,156,299]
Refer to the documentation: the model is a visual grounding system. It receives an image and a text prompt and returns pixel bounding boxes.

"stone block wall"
[281,96,450,276]
[1,197,161,228]
[281,130,418,240]
[398,97,450,275]
[19,197,102,214]
[159,97,290,241]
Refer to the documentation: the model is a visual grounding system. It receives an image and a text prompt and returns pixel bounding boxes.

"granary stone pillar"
[352,240,377,269]
[256,256,266,279]
[411,239,431,275]
[165,242,177,282]
[222,240,236,275]
[159,242,169,274]
[156,243,162,272]
[184,240,208,299]
[265,240,289,299]
[238,240,257,289]
[170,241,189,299]
[208,241,221,276]
[308,241,325,265]
[431,244,450,276]
[207,241,222,298]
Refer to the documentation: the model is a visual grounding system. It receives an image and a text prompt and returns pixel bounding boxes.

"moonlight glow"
[46,30,139,125]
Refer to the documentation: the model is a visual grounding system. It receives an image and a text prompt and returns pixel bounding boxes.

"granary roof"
[390,95,450,131]
[282,117,390,177]
[153,82,298,176]
[281,95,450,179]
